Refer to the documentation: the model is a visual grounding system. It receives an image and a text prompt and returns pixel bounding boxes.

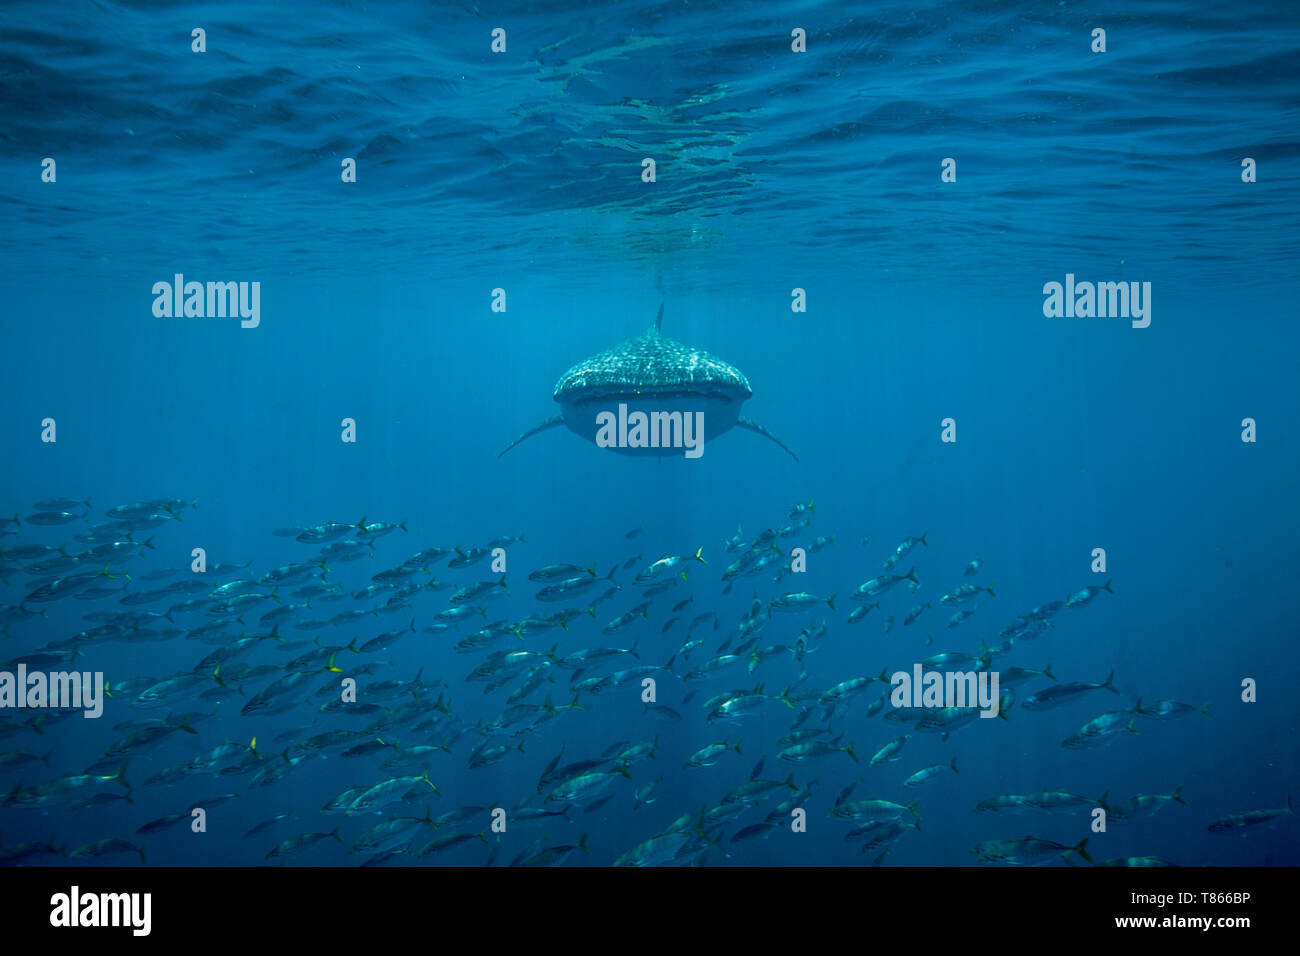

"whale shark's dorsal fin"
[654,301,664,333]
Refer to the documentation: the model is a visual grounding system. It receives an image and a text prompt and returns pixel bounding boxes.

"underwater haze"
[1,0,1298,867]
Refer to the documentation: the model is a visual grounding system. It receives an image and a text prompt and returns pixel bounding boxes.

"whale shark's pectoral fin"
[499,416,564,458]
[736,417,799,462]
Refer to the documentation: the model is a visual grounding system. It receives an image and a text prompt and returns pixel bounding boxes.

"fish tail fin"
[827,593,836,611]
[906,566,918,585]
[1172,786,1187,805]
[1103,669,1117,693]
[845,740,858,763]
[1103,578,1113,593]
[1200,703,1212,718]
[1043,663,1056,681]
[1072,838,1093,864]
[694,547,706,564]
[577,832,589,853]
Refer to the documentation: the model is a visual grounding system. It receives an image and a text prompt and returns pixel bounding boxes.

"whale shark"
[499,303,798,461]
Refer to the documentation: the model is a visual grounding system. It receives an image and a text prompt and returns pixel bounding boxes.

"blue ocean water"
[0,0,1297,867]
